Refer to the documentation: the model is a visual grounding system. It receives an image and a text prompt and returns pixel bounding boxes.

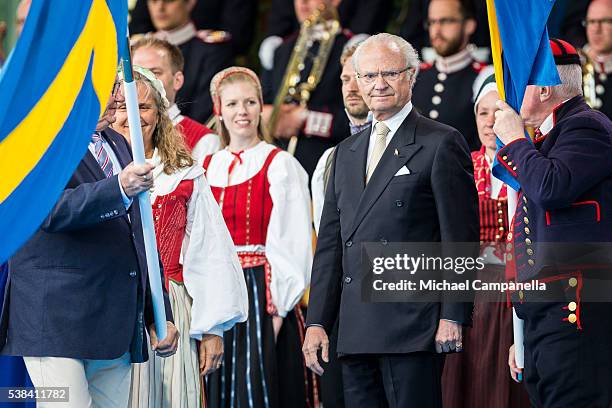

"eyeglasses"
[111,81,121,97]
[355,67,412,84]
[582,18,612,28]
[424,17,464,29]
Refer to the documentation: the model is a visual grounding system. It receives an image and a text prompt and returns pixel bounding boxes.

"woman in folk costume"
[203,67,315,408]
[441,73,530,408]
[111,66,248,408]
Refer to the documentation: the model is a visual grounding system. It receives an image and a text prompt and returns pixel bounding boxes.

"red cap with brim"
[549,38,581,66]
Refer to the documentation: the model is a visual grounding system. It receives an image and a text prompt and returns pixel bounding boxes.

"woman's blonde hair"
[210,67,272,147]
[134,72,194,173]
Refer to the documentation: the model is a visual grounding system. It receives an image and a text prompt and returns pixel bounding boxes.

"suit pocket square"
[394,166,411,176]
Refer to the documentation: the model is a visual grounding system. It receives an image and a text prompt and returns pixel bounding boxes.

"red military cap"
[549,38,581,66]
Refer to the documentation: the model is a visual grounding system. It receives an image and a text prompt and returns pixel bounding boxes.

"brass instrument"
[268,3,340,155]
[579,48,598,108]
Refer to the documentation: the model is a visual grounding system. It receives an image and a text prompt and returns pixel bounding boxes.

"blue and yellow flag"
[486,0,560,190]
[0,0,127,263]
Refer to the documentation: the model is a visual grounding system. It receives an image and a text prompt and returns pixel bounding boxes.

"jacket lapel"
[346,109,422,239]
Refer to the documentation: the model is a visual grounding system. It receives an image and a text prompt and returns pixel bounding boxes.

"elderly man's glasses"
[111,81,121,97]
[355,67,411,84]
[582,18,612,28]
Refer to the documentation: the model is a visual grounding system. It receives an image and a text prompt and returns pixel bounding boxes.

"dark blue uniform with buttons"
[498,96,612,408]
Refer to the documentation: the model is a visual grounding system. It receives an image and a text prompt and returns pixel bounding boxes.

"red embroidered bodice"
[203,148,282,246]
[472,147,509,244]
[151,179,194,287]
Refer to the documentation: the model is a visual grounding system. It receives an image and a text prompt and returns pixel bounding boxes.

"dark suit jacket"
[306,108,478,355]
[0,128,173,362]
[497,96,612,282]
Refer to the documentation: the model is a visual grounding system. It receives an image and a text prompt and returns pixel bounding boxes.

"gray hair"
[352,33,421,79]
[552,64,583,100]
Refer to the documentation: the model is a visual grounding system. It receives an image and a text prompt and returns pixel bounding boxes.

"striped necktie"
[91,132,114,178]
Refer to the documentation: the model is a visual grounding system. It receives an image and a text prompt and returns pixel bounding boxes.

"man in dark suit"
[0,83,179,407]
[303,33,478,407]
[496,39,612,408]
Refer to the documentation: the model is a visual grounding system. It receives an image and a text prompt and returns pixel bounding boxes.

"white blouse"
[204,141,313,317]
[148,151,249,339]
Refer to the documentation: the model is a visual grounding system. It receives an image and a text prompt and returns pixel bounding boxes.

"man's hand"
[435,320,462,353]
[302,326,329,376]
[150,321,179,358]
[199,334,224,376]
[493,100,525,145]
[274,104,307,139]
[272,315,283,342]
[508,344,523,382]
[120,162,155,197]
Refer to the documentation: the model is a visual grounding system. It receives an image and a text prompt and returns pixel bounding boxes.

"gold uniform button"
[512,166,517,171]
[508,161,513,166]
[495,234,501,239]
[523,196,528,203]
[568,302,577,312]
[502,155,508,160]
[527,248,534,256]
[497,202,503,208]
[499,226,505,231]
[525,238,532,245]
[523,206,528,212]
[524,227,530,234]
[568,313,577,324]
[519,290,524,300]
[569,277,578,287]
[528,259,535,266]
[498,209,504,215]
[523,217,529,224]
[507,233,513,240]
[498,218,504,223]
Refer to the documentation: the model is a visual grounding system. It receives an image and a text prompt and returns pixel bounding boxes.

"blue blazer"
[0,128,173,362]
[497,96,612,282]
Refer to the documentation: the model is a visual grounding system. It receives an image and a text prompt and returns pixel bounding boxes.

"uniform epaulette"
[196,30,232,44]
[420,62,434,71]
[471,61,488,73]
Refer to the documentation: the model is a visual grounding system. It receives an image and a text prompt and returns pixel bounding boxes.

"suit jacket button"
[129,270,137,277]
[346,241,353,247]
[344,276,352,284]
[381,239,388,245]
[337,208,341,213]
[396,200,404,207]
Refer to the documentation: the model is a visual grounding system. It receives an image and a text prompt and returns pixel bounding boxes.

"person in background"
[410,0,486,151]
[204,67,314,408]
[146,0,233,122]
[132,36,222,163]
[581,0,612,118]
[440,72,531,408]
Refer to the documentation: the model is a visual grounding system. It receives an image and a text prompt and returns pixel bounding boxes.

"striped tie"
[91,133,114,178]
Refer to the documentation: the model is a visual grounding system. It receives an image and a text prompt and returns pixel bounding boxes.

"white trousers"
[23,352,132,408]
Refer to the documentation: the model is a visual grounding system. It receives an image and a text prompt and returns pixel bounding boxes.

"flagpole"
[507,189,524,374]
[120,35,167,341]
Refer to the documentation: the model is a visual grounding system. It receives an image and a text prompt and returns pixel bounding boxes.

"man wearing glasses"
[303,33,478,407]
[582,0,611,118]
[411,0,486,151]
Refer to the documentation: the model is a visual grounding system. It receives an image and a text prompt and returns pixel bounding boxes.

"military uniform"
[499,95,612,408]
[129,0,256,55]
[412,48,486,151]
[153,23,233,123]
[586,47,612,119]
[262,30,352,178]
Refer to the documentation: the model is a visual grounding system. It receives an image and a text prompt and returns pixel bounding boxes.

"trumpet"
[267,3,340,155]
[579,48,598,108]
